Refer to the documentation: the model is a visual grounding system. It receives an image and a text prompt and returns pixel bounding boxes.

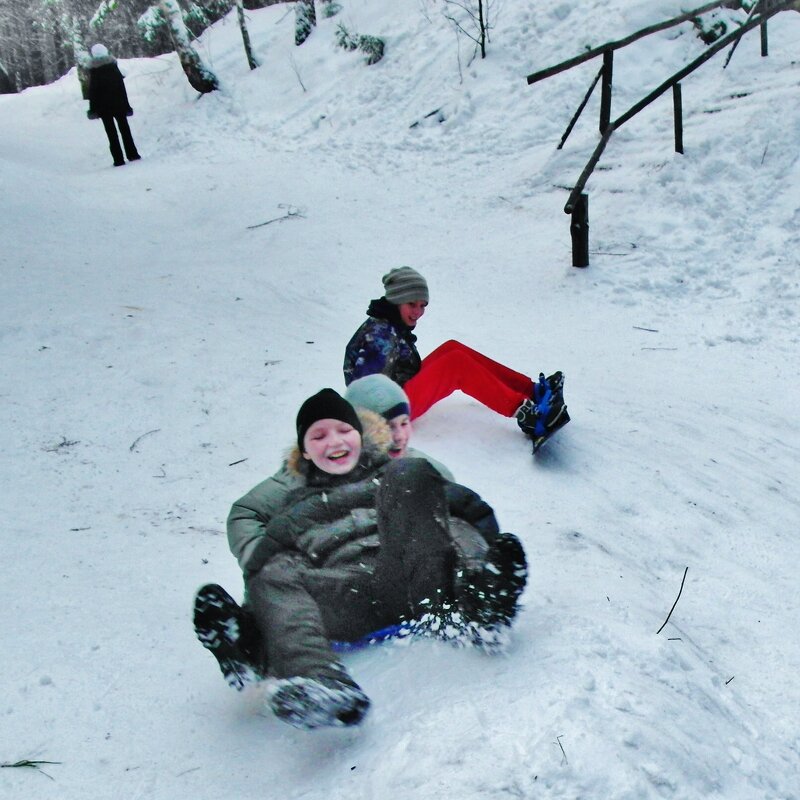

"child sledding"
[193,266,569,730]
[343,266,569,452]
[194,389,527,729]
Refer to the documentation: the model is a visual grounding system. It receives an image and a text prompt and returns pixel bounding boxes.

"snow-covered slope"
[2,2,800,798]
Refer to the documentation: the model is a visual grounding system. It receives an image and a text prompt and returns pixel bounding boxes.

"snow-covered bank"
[2,2,800,798]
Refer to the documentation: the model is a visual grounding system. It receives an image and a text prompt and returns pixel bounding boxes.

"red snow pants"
[403,340,534,420]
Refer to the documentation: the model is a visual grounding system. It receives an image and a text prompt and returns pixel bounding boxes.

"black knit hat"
[296,388,363,450]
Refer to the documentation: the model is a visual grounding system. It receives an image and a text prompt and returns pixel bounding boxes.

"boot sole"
[193,584,259,691]
[532,406,570,453]
[269,677,370,729]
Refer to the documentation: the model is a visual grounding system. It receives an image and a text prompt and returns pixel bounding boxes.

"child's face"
[302,419,362,475]
[387,414,412,459]
[398,300,427,328]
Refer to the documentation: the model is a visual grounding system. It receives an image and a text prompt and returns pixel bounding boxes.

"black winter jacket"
[87,56,133,119]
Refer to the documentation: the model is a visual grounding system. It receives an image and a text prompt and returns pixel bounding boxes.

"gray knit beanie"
[382,266,429,305]
[90,44,109,58]
[345,374,410,420]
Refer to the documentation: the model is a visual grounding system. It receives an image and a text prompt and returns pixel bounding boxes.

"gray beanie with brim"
[345,374,410,420]
[382,266,429,305]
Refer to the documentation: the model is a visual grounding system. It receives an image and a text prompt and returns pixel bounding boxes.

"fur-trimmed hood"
[285,408,392,482]
[88,54,117,69]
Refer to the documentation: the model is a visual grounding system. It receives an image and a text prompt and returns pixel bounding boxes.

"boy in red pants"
[343,266,569,451]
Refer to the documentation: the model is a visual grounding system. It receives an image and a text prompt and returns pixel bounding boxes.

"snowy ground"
[2,1,800,798]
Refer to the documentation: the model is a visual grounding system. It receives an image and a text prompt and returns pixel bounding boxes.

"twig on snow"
[555,735,568,765]
[246,205,306,230]
[44,437,79,452]
[228,458,248,467]
[288,54,307,93]
[129,429,161,452]
[633,325,659,333]
[656,566,688,634]
[1,760,60,779]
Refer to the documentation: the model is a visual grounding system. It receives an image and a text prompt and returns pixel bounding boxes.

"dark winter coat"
[87,56,133,119]
[343,297,422,386]
[227,411,498,579]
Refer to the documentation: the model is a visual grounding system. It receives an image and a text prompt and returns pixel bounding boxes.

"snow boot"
[457,532,528,652]
[267,668,370,730]
[193,583,262,691]
[520,372,569,451]
[531,405,570,453]
[535,370,564,403]
[515,397,541,437]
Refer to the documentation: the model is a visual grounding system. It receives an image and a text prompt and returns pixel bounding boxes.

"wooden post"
[570,193,589,268]
[760,20,768,56]
[600,51,613,134]
[673,83,684,154]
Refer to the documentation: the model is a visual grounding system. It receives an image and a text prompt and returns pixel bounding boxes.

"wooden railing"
[526,0,797,267]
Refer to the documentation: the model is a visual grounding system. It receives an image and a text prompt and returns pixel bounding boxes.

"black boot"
[522,372,569,452]
[193,584,262,690]
[268,666,370,730]
[457,532,528,651]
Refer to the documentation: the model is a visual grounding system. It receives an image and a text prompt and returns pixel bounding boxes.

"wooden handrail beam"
[564,127,615,213]
[613,0,793,129]
[557,64,604,149]
[563,0,795,213]
[527,0,738,85]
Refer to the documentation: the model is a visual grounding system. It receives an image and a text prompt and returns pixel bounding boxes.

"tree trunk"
[66,15,91,99]
[477,0,486,58]
[295,0,316,46]
[0,58,17,93]
[158,0,218,93]
[236,0,259,69]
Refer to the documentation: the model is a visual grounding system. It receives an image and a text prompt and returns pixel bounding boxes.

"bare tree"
[442,0,498,60]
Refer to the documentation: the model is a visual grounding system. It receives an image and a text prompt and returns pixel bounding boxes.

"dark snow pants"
[101,114,139,165]
[245,459,457,682]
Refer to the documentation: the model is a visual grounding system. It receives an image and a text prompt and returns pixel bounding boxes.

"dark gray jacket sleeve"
[226,465,303,572]
[444,482,499,543]
[243,481,381,575]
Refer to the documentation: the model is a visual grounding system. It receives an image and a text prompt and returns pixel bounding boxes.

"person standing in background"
[86,44,141,168]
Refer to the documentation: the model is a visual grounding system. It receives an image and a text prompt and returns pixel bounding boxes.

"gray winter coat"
[227,411,455,572]
[227,411,497,579]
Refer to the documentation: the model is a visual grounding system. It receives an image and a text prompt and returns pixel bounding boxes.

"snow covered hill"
[2,2,800,798]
